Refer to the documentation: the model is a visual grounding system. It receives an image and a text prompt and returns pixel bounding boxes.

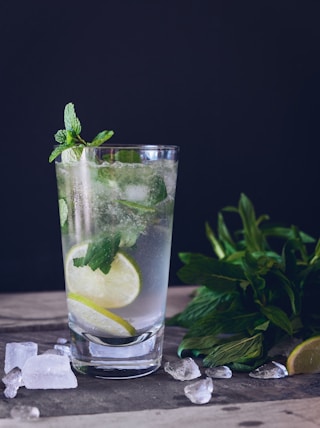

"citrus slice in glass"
[287,336,320,375]
[67,293,136,337]
[65,243,141,308]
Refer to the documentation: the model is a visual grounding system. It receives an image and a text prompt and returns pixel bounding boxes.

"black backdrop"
[1,1,320,292]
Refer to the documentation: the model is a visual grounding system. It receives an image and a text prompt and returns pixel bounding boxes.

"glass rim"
[53,144,179,151]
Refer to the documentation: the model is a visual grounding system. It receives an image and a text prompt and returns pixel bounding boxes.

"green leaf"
[238,193,267,252]
[74,234,120,274]
[115,150,141,163]
[117,200,155,212]
[177,335,224,357]
[149,175,167,205]
[259,305,293,335]
[205,221,225,259]
[54,129,67,144]
[64,102,81,134]
[187,310,261,339]
[217,212,237,255]
[203,333,264,368]
[177,253,246,292]
[166,286,231,328]
[49,144,70,162]
[89,130,114,147]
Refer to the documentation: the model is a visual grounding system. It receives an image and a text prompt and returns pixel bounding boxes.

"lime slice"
[287,336,320,375]
[65,243,141,308]
[67,293,136,337]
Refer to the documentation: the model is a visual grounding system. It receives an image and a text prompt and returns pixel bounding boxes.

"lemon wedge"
[287,336,320,375]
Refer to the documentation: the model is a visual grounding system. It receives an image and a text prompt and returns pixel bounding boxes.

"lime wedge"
[287,335,320,375]
[65,243,141,308]
[67,293,136,337]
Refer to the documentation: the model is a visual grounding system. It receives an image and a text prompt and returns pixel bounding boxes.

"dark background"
[1,1,320,293]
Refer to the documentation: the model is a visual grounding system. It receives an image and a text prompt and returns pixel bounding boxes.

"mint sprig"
[49,102,114,162]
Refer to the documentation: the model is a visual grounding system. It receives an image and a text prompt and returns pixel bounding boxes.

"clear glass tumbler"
[54,145,179,378]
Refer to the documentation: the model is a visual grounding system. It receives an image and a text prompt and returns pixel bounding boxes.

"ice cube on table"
[184,377,214,405]
[205,365,233,379]
[21,354,78,389]
[164,358,201,381]
[2,367,24,398]
[10,405,40,421]
[249,361,288,379]
[4,342,38,374]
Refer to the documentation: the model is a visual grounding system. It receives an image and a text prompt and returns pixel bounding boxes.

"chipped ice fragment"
[249,361,288,379]
[205,365,233,379]
[4,342,38,374]
[184,377,214,405]
[164,358,201,381]
[21,354,78,389]
[4,385,19,399]
[54,344,71,358]
[2,367,24,388]
[56,337,68,345]
[2,367,24,399]
[10,405,40,421]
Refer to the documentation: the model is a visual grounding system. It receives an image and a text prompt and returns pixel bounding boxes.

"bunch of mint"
[167,193,320,371]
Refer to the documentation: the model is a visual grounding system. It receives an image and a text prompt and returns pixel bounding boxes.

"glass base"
[69,324,164,379]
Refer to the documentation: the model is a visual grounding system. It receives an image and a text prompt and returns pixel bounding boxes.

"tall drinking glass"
[54,145,179,378]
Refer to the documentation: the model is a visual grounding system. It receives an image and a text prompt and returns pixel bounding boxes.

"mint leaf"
[89,130,114,147]
[54,129,67,144]
[115,150,141,163]
[49,144,70,163]
[259,305,293,335]
[74,234,120,274]
[203,333,264,367]
[149,175,167,205]
[64,103,81,134]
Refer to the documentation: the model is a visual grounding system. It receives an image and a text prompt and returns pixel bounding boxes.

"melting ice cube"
[249,361,288,379]
[184,377,214,405]
[21,354,78,389]
[164,358,201,381]
[4,342,38,374]
[10,405,40,421]
[205,365,233,379]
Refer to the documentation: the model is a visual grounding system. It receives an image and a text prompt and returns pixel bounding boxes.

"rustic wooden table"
[1,286,320,427]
